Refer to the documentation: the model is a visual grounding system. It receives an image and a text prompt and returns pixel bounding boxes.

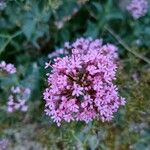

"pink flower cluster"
[43,38,126,126]
[127,0,148,19]
[0,61,16,74]
[48,46,69,59]
[0,139,9,150]
[7,86,31,113]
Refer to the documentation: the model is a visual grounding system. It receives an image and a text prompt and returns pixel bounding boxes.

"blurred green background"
[0,0,150,149]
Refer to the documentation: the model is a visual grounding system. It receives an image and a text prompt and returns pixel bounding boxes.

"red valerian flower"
[44,38,126,126]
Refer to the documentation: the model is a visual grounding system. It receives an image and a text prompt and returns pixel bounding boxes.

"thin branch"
[104,25,150,65]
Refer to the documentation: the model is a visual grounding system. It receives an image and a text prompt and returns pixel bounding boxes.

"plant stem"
[104,25,150,65]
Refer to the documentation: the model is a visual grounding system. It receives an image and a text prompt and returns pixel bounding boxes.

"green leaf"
[92,2,103,13]
[88,135,99,150]
[22,19,36,40]
[84,21,98,38]
[21,63,40,101]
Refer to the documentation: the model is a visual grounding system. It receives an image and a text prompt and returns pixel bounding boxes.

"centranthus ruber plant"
[0,61,16,75]
[43,38,126,126]
[7,86,31,113]
[127,0,148,19]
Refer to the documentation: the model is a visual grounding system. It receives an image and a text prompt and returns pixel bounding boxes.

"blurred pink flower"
[7,86,31,113]
[48,48,69,59]
[127,0,148,19]
[43,38,126,126]
[0,61,16,74]
[0,139,9,150]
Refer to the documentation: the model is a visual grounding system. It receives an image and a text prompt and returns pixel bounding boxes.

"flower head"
[7,86,31,113]
[43,38,126,126]
[0,139,9,150]
[0,0,6,10]
[127,0,148,19]
[0,61,16,74]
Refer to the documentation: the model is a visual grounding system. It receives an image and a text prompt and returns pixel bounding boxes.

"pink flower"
[127,0,148,19]
[0,139,9,150]
[7,86,30,113]
[48,48,69,59]
[0,61,16,74]
[11,86,21,94]
[44,38,126,126]
[72,83,84,96]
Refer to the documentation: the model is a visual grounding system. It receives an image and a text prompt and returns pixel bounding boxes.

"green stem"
[71,131,85,149]
[104,25,150,65]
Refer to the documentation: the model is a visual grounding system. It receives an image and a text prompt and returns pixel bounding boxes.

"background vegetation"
[0,0,150,149]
